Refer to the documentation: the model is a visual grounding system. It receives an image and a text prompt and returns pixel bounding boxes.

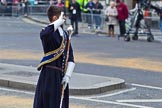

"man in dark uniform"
[68,0,81,35]
[33,6,75,108]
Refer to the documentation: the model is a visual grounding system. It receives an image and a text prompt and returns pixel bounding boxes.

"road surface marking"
[116,99,162,103]
[0,87,34,95]
[132,83,162,90]
[78,87,136,99]
[71,96,153,108]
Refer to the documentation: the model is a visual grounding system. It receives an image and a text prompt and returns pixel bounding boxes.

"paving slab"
[0,63,125,95]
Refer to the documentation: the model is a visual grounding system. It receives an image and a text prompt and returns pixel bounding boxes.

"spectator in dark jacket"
[68,0,81,35]
[116,0,128,37]
[0,0,7,16]
[93,0,103,30]
[85,0,95,28]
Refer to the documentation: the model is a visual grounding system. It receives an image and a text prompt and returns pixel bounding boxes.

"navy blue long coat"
[33,24,74,108]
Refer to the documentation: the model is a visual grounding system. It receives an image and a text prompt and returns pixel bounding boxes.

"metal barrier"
[27,5,48,16]
[81,12,106,29]
[0,3,13,16]
[0,3,23,16]
[0,3,49,16]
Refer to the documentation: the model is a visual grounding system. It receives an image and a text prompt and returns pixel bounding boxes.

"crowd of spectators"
[1,0,162,38]
[0,0,129,37]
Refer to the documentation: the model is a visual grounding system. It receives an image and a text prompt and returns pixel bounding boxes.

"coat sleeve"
[99,3,103,9]
[77,3,81,12]
[68,3,72,13]
[123,4,129,19]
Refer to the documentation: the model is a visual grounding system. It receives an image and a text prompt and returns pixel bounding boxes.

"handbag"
[105,16,109,22]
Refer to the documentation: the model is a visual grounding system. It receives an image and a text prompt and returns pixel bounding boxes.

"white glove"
[62,75,70,90]
[49,12,65,31]
[62,62,75,90]
[67,25,74,39]
[67,25,73,31]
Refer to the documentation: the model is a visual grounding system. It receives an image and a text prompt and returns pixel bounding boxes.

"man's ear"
[52,16,58,21]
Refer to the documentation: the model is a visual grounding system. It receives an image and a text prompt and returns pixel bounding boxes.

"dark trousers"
[119,20,126,36]
[71,19,78,34]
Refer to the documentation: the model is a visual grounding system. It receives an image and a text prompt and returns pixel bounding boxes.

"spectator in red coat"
[116,0,128,37]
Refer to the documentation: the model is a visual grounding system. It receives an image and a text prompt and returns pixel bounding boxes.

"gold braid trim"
[45,37,65,56]
[37,36,65,70]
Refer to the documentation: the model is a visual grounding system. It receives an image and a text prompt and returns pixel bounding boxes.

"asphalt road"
[0,16,162,108]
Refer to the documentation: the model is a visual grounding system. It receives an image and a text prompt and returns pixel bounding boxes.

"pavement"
[0,63,125,95]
